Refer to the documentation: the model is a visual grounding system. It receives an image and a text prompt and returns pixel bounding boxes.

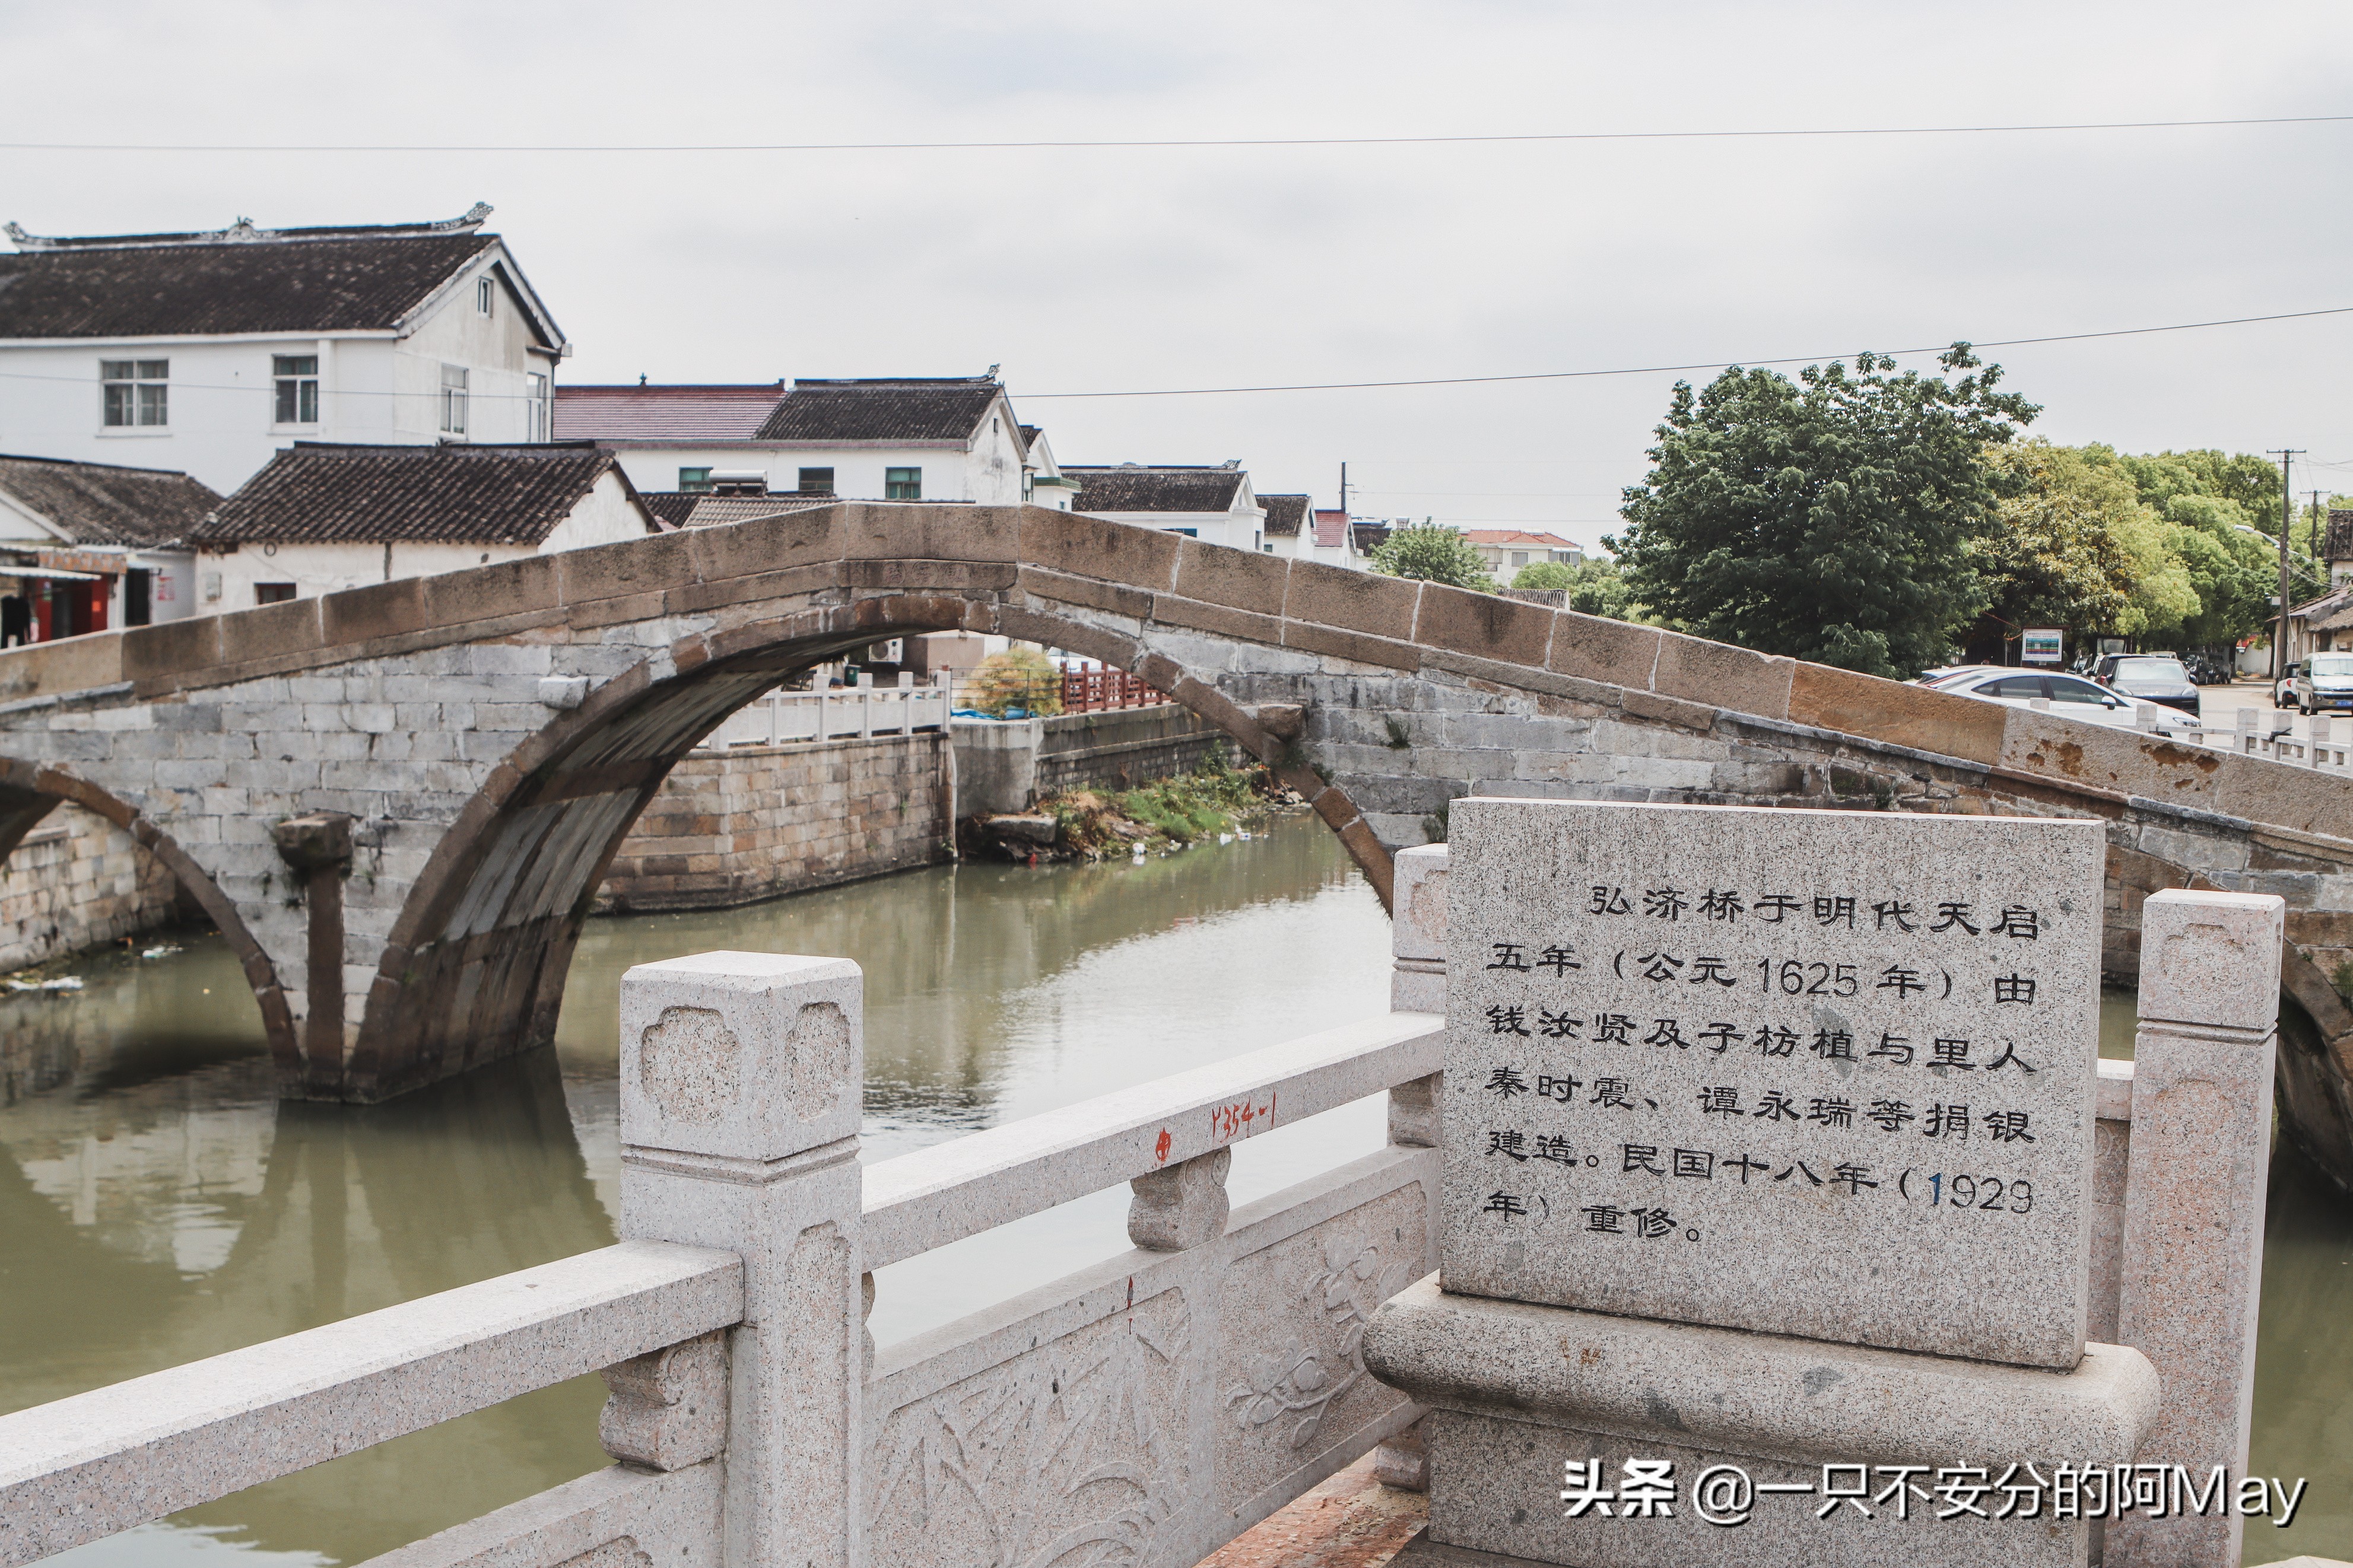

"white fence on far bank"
[693,672,954,751]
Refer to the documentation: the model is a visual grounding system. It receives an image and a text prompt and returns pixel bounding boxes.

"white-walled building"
[0,206,567,495]
[186,443,655,609]
[1463,529,1584,579]
[0,454,215,636]
[555,374,1076,510]
[1062,463,1265,551]
[1260,494,1366,568]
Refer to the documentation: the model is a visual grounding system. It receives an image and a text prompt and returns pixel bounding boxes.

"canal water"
[2,813,2349,1561]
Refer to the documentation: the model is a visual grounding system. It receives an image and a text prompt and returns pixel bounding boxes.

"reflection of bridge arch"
[0,759,293,1066]
[0,502,2345,1182]
[351,597,1357,1101]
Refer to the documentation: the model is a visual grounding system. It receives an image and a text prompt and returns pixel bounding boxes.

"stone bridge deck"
[0,501,2345,1177]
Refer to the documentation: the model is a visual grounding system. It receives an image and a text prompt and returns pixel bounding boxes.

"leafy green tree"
[1371,523,1494,590]
[1609,346,2037,678]
[1973,441,2142,635]
[1513,558,1639,621]
[1509,560,1577,590]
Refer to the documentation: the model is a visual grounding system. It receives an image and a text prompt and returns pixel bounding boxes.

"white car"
[1935,667,2201,735]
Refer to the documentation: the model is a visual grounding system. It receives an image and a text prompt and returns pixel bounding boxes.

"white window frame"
[100,359,169,429]
[526,372,550,442]
[440,364,469,437]
[272,354,319,427]
[477,276,495,316]
[884,466,922,500]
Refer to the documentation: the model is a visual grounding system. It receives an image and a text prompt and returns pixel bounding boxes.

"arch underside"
[0,758,297,1071]
[343,628,898,1100]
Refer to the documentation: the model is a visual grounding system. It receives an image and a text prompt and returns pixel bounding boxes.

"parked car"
[2276,661,2303,708]
[2091,654,2202,717]
[2286,652,2353,715]
[1938,668,2200,734]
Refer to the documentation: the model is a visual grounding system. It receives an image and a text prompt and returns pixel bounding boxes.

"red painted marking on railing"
[1154,1128,1173,1165]
[1207,1089,1279,1143]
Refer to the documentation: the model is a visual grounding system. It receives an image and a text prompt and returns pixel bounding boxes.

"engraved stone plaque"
[1441,799,2101,1368]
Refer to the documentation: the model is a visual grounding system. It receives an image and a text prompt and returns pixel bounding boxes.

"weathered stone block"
[1414,585,1551,669]
[1653,631,1796,723]
[1282,559,1420,641]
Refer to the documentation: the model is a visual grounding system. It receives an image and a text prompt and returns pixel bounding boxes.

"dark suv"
[2092,654,2201,717]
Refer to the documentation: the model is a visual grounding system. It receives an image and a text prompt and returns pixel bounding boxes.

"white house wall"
[606,440,1010,504]
[0,253,554,495]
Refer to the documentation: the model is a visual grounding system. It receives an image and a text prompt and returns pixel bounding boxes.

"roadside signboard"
[2022,628,2064,665]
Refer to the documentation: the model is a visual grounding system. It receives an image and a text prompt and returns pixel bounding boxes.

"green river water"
[1,813,2346,1562]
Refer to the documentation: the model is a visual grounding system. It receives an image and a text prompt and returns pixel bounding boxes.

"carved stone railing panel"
[864,1145,1436,1568]
[1213,1156,1434,1519]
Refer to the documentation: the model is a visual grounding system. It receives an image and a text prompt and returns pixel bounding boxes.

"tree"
[1609,346,2038,678]
[1513,558,1639,621]
[1510,560,1577,590]
[1972,441,2143,637]
[1370,523,1494,590]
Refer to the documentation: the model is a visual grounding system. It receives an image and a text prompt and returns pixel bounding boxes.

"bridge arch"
[0,758,295,1064]
[344,594,1382,1102]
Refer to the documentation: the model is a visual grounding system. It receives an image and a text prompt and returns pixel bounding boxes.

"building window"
[255,582,298,605]
[273,355,319,425]
[798,467,835,495]
[439,364,469,435]
[526,373,550,441]
[885,466,922,500]
[678,467,713,493]
[1510,551,1529,567]
[477,276,495,316]
[101,360,168,427]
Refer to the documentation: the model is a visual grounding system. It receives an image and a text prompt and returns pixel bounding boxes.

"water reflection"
[0,816,1389,1564]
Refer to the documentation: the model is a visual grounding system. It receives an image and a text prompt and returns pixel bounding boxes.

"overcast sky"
[5,1,2349,544]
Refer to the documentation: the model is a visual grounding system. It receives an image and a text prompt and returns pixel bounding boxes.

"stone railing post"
[2109,889,2284,1568]
[1390,843,1447,1014]
[615,952,866,1568]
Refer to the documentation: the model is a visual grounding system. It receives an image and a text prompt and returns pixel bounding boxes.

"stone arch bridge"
[2,502,2350,1173]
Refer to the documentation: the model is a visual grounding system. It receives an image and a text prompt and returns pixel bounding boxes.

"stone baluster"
[2109,890,2284,1568]
[1127,1146,1230,1251]
[614,952,866,1568]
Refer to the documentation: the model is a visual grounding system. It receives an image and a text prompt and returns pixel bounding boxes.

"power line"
[2,113,2348,157]
[1023,306,2353,399]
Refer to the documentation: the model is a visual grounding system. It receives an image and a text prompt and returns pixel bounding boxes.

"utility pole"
[1339,461,1348,519]
[2311,489,2327,564]
[2270,450,2306,678]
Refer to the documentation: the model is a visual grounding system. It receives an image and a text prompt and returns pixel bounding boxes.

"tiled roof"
[0,231,508,339]
[1312,508,1351,549]
[680,494,849,528]
[1462,529,1583,549]
[192,443,641,546]
[1261,494,1310,537]
[0,454,221,548]
[754,377,1004,443]
[1350,521,1392,555]
[636,491,703,529]
[1065,465,1246,514]
[555,384,786,442]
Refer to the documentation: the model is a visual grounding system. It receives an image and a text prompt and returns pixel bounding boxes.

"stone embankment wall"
[0,803,179,972]
[599,733,951,912]
[1035,703,1221,796]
